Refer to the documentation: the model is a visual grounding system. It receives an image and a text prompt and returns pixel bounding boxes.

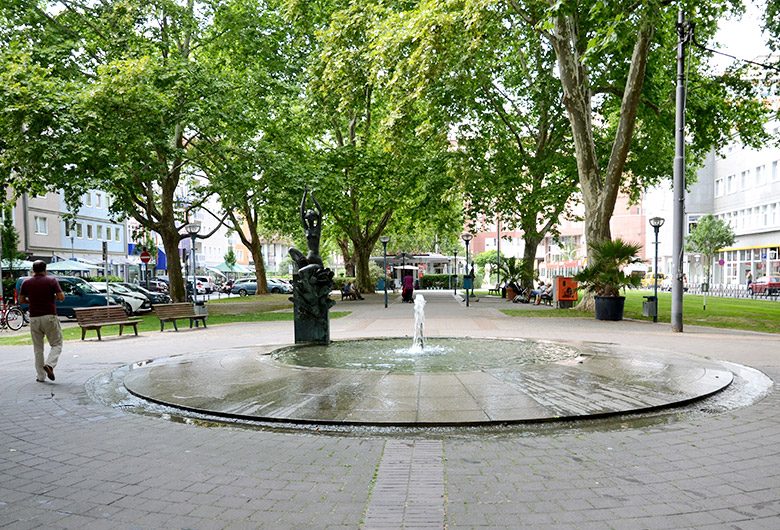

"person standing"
[18,261,64,383]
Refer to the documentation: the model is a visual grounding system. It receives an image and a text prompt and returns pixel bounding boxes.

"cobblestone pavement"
[2,291,780,529]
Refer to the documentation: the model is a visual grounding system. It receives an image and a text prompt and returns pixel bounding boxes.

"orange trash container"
[555,277,578,308]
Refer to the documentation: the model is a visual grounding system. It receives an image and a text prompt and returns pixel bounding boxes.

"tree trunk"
[159,227,185,302]
[251,244,268,295]
[354,244,374,294]
[521,238,540,290]
[337,238,355,277]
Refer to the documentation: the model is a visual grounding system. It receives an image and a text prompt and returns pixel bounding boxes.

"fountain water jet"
[410,295,426,352]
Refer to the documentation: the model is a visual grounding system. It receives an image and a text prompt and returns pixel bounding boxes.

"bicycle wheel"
[5,308,24,331]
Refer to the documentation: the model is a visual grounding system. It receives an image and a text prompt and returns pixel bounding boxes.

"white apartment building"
[688,120,780,286]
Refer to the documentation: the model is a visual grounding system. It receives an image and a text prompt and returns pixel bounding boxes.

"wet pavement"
[2,290,780,528]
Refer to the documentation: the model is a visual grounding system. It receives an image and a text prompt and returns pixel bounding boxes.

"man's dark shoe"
[43,365,55,381]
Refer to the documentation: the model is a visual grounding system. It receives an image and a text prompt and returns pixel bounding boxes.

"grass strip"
[501,290,780,334]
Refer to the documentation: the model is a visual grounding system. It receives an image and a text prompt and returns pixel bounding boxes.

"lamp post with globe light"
[461,232,473,307]
[649,217,665,322]
[380,236,390,308]
[186,221,201,306]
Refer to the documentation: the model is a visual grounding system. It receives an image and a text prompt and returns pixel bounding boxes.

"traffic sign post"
[140,250,151,264]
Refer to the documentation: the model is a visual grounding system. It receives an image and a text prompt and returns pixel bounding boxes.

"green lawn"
[502,290,780,334]
[0,309,351,345]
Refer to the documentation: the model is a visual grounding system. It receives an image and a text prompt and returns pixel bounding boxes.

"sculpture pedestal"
[293,300,330,344]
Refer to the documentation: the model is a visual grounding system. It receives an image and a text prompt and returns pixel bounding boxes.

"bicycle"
[0,302,25,331]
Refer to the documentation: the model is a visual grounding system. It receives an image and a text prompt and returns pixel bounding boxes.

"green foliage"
[224,248,237,268]
[574,239,643,297]
[419,274,450,289]
[1,206,25,264]
[86,276,123,283]
[331,276,356,290]
[685,214,736,283]
[499,257,531,286]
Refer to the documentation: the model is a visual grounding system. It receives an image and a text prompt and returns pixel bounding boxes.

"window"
[714,178,724,197]
[756,165,766,185]
[97,225,103,240]
[86,224,93,239]
[76,223,83,238]
[773,161,779,181]
[85,192,92,207]
[727,174,735,193]
[740,170,749,189]
[34,216,48,235]
[115,227,121,242]
[762,205,768,225]
[64,223,71,237]
[96,193,102,208]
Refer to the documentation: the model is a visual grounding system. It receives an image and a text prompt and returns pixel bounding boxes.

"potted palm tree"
[574,239,643,321]
[499,257,528,300]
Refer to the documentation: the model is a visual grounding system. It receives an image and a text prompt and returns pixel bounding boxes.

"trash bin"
[194,301,208,316]
[642,296,657,317]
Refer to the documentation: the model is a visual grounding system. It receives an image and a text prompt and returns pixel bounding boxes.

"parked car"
[267,278,293,294]
[146,279,169,293]
[185,276,207,294]
[748,275,780,296]
[89,283,152,314]
[15,276,122,318]
[231,280,257,296]
[117,282,172,306]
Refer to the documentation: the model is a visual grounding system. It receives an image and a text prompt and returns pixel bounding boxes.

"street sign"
[140,250,151,264]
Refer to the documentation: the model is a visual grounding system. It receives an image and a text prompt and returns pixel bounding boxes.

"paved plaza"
[2,291,780,529]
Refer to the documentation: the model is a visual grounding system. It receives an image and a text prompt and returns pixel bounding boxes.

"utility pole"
[672,7,692,333]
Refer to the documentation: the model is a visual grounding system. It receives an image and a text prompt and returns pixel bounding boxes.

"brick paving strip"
[363,440,445,529]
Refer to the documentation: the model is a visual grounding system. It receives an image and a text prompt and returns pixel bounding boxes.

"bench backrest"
[74,305,129,324]
[154,302,197,318]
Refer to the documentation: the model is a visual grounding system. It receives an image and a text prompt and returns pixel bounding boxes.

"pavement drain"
[363,439,445,529]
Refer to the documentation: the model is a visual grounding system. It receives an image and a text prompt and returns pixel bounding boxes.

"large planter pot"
[594,296,626,321]
[506,287,516,300]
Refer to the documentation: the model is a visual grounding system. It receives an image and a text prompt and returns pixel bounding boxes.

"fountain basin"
[121,337,734,426]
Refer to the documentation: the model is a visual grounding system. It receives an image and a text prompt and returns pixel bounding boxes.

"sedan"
[748,275,780,296]
[267,279,293,294]
[89,283,152,314]
[231,281,257,296]
[117,282,172,305]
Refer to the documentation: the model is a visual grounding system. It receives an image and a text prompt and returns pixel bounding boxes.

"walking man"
[18,261,64,382]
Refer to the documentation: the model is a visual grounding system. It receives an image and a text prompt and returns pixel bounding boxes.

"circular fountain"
[120,295,734,426]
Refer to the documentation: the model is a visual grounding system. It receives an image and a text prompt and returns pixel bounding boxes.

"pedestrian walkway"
[1,290,779,528]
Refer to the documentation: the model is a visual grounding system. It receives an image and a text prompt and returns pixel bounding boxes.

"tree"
[1,206,25,268]
[685,214,735,287]
[509,0,770,253]
[374,2,578,291]
[297,1,458,293]
[224,247,237,269]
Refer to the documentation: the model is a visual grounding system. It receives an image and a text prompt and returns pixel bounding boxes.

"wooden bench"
[155,302,207,331]
[488,284,501,296]
[74,306,142,341]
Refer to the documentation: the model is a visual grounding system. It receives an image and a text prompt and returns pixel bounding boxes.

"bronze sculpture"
[289,188,335,344]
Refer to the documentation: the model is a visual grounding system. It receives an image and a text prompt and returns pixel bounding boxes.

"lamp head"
[186,221,202,235]
[379,235,390,244]
[461,232,473,243]
[649,217,665,229]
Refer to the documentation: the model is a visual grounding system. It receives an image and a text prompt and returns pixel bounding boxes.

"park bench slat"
[154,302,207,332]
[74,306,142,341]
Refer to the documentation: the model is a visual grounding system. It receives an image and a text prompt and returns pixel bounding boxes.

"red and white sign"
[139,250,152,264]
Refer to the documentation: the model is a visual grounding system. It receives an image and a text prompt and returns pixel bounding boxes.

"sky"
[712,1,772,71]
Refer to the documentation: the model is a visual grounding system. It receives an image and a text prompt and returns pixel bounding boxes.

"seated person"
[341,282,357,300]
[538,283,553,304]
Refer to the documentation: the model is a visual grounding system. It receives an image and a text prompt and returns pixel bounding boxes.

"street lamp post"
[461,233,473,307]
[70,235,75,259]
[649,217,665,323]
[380,236,390,308]
[186,221,201,306]
[453,249,458,295]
